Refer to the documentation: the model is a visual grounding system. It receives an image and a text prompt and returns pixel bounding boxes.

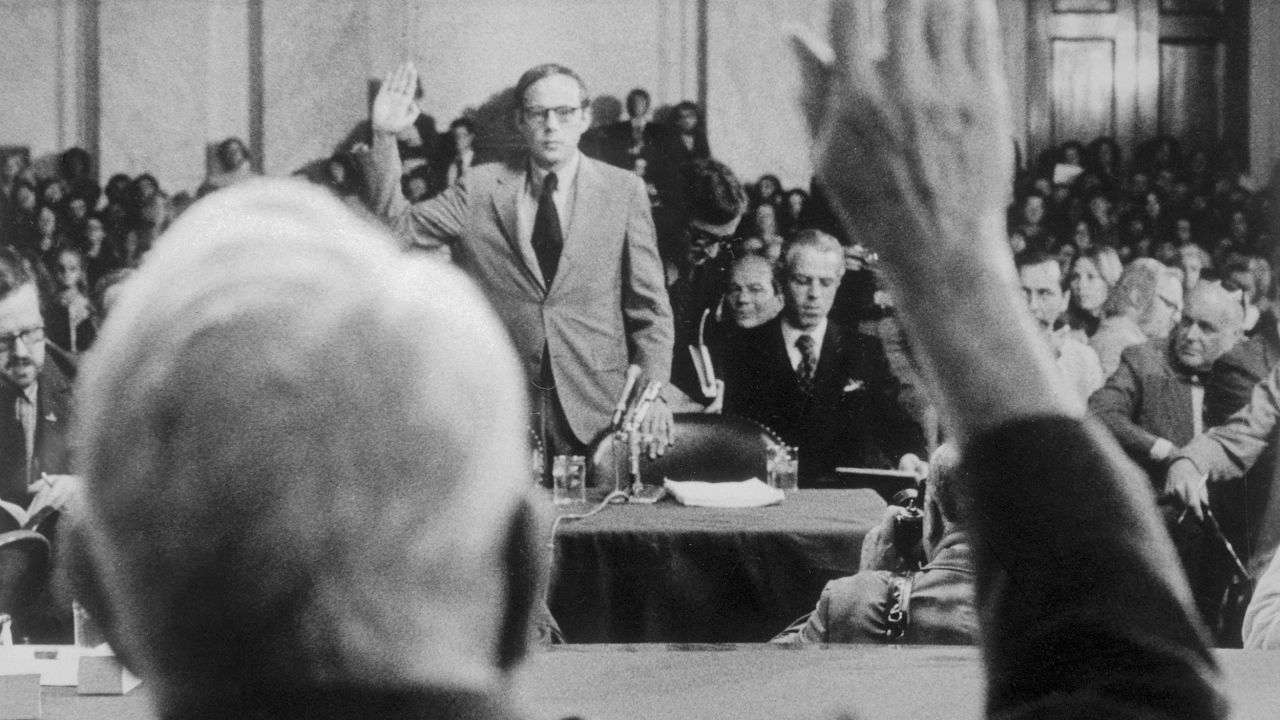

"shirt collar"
[781,317,828,347]
[528,150,581,196]
[1,375,38,403]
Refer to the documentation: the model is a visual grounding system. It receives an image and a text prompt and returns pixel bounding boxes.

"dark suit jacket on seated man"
[0,246,79,642]
[1089,283,1245,637]
[1201,306,1280,595]
[0,245,79,512]
[1088,282,1245,483]
[68,180,546,720]
[365,61,674,462]
[774,444,976,645]
[722,230,924,484]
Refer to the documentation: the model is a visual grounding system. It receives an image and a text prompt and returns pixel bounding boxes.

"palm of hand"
[372,62,421,134]
[796,0,1012,267]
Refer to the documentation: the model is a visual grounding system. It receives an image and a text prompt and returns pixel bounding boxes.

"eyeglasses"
[0,325,44,356]
[521,105,584,127]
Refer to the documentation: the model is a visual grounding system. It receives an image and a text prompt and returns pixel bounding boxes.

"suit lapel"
[813,322,844,392]
[770,320,814,413]
[490,160,546,294]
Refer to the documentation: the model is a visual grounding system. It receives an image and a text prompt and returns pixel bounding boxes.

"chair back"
[588,413,784,488]
[0,530,51,623]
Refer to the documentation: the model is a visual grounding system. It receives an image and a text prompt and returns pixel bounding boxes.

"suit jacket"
[1176,317,1280,592]
[1089,337,1201,481]
[776,530,977,645]
[1206,312,1280,426]
[721,318,923,483]
[0,345,75,506]
[366,135,673,444]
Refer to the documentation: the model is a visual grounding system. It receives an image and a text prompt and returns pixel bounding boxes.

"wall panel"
[3,1,1279,193]
[98,0,211,192]
[0,0,78,171]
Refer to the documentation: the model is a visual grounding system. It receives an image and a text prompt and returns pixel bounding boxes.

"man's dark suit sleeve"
[963,416,1228,719]
[861,334,925,463]
[1088,345,1163,459]
[1206,343,1266,427]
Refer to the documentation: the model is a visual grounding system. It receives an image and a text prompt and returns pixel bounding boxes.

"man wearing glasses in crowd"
[0,246,77,519]
[365,62,674,468]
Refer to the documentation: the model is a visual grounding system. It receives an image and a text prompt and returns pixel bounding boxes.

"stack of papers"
[662,478,785,508]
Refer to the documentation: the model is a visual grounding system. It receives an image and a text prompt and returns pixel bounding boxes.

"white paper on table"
[0,645,82,686]
[662,477,785,508]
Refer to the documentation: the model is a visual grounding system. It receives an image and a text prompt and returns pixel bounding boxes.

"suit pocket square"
[43,413,58,423]
[841,379,865,394]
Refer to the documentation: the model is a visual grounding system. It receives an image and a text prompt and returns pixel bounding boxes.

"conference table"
[548,488,887,644]
[30,646,1280,719]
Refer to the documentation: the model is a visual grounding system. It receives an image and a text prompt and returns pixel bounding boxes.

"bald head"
[1172,281,1245,372]
[73,180,533,710]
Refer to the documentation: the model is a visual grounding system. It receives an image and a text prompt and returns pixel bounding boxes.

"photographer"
[773,444,976,644]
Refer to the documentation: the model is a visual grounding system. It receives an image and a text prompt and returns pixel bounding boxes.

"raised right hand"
[372,62,421,135]
[791,0,1013,272]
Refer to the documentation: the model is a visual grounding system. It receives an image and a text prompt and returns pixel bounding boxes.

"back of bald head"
[73,179,532,709]
[1186,280,1246,330]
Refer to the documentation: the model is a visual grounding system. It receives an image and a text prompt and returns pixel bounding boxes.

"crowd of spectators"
[4,87,1280,653]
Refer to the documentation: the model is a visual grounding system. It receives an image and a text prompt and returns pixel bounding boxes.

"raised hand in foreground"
[791,0,1079,443]
[372,61,422,135]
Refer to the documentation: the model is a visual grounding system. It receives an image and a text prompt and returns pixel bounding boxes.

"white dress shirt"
[781,319,828,372]
[517,151,582,253]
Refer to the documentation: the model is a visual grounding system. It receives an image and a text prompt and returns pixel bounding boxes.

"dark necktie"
[1,393,28,504]
[796,333,817,396]
[531,172,563,285]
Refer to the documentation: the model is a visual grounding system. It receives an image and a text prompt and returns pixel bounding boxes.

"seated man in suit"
[0,245,79,642]
[722,229,924,485]
[1090,282,1245,636]
[67,180,545,719]
[1089,281,1245,483]
[0,245,77,516]
[774,444,976,644]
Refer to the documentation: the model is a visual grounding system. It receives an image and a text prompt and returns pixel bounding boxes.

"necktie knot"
[542,172,559,197]
[796,334,814,353]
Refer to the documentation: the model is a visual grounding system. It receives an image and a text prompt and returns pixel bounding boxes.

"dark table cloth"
[548,489,886,643]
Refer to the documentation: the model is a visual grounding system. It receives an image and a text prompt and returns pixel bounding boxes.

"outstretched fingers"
[385,61,417,99]
[789,27,834,139]
[883,0,934,106]
[828,0,888,106]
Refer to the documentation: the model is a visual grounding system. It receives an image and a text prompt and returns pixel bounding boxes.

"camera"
[890,484,926,568]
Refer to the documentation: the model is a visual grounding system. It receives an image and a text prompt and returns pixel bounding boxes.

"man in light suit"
[366,62,673,464]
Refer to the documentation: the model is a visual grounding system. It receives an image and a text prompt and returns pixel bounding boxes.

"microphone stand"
[626,382,662,497]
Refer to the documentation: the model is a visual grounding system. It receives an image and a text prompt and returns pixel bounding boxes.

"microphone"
[612,365,644,429]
